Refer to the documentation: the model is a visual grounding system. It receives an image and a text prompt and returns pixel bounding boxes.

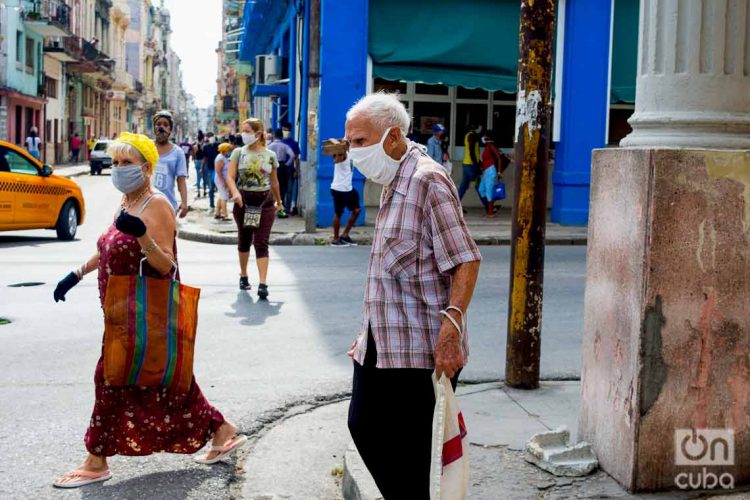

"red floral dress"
[84,220,224,457]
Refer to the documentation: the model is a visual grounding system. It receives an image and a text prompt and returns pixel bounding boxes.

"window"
[45,77,58,98]
[414,83,449,96]
[494,90,517,100]
[608,107,634,145]
[3,148,39,175]
[456,87,488,99]
[15,31,23,64]
[373,78,406,94]
[492,104,517,149]
[412,102,450,145]
[25,37,35,73]
[454,103,488,146]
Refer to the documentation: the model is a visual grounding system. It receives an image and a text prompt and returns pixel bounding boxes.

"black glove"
[116,209,147,237]
[54,272,80,303]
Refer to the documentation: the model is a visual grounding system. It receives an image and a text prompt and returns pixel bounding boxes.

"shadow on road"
[79,467,227,500]
[226,291,283,327]
[0,235,71,248]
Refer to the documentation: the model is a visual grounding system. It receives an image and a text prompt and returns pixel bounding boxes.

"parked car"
[0,140,86,240]
[90,140,113,175]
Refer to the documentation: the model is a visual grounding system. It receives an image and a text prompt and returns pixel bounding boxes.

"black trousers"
[348,332,459,500]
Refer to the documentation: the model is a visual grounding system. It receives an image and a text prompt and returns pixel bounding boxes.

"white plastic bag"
[429,372,470,500]
[442,160,453,175]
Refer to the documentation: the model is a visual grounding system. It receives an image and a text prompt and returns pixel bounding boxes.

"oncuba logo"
[674,429,734,490]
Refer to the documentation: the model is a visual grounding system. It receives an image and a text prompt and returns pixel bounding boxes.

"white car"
[90,140,113,175]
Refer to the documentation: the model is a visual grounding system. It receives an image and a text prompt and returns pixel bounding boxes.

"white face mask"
[348,127,406,186]
[242,132,257,146]
[282,130,291,139]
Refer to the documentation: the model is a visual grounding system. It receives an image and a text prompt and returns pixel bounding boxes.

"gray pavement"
[0,174,588,498]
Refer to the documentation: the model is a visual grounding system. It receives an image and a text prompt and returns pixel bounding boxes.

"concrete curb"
[177,225,333,246]
[54,165,91,179]
[177,226,587,247]
[342,442,383,500]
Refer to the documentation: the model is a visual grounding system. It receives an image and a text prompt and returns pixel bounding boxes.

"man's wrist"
[440,320,462,339]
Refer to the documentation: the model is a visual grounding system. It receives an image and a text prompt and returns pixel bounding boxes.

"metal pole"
[506,0,556,389]
[303,0,320,233]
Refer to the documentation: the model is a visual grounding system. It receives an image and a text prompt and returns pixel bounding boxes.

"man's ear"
[387,127,402,147]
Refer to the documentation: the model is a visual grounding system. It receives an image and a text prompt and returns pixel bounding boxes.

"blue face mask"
[111,165,146,193]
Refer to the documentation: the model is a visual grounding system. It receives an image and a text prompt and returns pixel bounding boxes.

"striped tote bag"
[102,268,200,394]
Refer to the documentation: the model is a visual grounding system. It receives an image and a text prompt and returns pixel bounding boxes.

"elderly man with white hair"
[345,92,481,499]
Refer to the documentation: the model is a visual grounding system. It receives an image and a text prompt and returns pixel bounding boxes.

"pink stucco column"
[579,0,750,493]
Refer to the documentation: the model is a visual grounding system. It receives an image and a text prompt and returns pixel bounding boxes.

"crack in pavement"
[227,392,352,499]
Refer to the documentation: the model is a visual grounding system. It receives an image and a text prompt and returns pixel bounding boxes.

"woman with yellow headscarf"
[51,133,245,489]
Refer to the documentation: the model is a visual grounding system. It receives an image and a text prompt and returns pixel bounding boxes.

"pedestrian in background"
[88,136,96,160]
[458,124,482,206]
[344,93,481,498]
[152,110,189,218]
[51,132,246,489]
[203,133,218,209]
[214,142,233,220]
[330,150,361,247]
[281,122,301,215]
[180,137,193,178]
[193,131,205,195]
[267,129,294,219]
[427,123,445,164]
[441,128,451,170]
[478,131,502,218]
[227,118,285,297]
[70,133,82,163]
[25,127,42,160]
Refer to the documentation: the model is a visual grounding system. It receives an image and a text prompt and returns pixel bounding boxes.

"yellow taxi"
[0,140,85,240]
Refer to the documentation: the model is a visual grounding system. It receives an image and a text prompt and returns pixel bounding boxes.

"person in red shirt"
[70,133,83,163]
[478,132,505,218]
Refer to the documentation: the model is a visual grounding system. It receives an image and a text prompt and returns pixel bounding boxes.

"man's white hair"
[346,92,411,135]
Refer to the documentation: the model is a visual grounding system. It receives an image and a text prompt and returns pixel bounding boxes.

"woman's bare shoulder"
[141,194,176,224]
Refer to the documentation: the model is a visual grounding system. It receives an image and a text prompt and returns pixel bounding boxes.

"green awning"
[369,0,638,103]
[369,0,521,93]
[610,0,639,103]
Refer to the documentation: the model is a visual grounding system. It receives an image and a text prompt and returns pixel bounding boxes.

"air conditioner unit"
[255,55,281,84]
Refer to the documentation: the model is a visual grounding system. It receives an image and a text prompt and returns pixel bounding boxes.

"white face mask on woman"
[241,132,257,146]
[347,127,407,186]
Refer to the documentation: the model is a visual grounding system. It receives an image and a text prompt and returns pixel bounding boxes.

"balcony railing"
[23,0,71,36]
[46,36,114,74]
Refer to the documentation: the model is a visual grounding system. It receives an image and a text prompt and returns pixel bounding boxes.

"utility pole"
[303,0,320,233]
[505,0,556,389]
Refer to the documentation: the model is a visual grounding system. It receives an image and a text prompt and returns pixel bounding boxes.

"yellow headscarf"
[114,132,159,172]
[218,142,233,156]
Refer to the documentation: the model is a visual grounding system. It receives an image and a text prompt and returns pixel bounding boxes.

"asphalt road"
[0,174,586,498]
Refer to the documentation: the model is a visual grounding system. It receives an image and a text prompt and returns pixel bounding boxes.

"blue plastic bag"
[492,180,506,201]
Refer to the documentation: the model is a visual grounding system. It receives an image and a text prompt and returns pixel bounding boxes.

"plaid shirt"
[352,145,482,369]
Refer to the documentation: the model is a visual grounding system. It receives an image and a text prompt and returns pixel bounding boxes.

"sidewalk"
[178,190,589,246]
[52,162,91,178]
[237,382,750,499]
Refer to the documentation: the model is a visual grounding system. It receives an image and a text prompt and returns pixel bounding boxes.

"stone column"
[621,0,750,148]
[580,0,750,493]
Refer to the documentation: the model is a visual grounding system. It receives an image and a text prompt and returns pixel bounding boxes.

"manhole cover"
[0,318,10,326]
[8,282,45,288]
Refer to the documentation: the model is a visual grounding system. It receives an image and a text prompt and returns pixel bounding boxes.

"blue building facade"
[239,0,638,227]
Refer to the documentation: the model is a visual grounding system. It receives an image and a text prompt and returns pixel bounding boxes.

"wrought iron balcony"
[23,0,72,37]
[45,36,114,75]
